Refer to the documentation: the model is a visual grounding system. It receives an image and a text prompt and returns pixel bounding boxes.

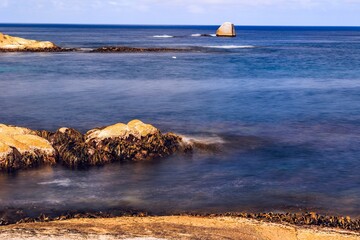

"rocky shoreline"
[91,46,193,53]
[0,120,192,172]
[1,216,359,240]
[0,46,197,53]
[0,209,359,232]
[0,32,199,53]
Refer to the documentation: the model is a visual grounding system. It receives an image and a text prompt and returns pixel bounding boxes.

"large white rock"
[216,22,236,37]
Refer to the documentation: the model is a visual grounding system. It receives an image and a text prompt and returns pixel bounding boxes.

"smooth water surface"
[0,25,359,217]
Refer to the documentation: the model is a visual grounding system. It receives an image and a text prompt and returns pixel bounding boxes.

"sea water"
[0,25,359,217]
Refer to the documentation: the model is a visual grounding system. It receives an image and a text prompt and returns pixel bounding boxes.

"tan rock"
[216,22,236,37]
[127,119,159,137]
[0,124,57,170]
[0,32,57,50]
[12,134,55,156]
[0,124,34,136]
[86,120,159,142]
[0,133,32,153]
[0,141,12,158]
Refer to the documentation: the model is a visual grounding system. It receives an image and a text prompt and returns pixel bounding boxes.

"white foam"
[78,47,94,51]
[210,34,217,37]
[153,35,174,38]
[191,33,202,37]
[180,135,225,145]
[206,45,255,49]
[38,178,71,187]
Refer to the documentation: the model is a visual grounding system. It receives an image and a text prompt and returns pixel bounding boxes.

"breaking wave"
[153,35,174,38]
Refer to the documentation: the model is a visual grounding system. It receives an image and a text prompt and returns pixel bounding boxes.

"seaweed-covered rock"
[0,124,56,171]
[38,120,192,169]
[81,120,192,166]
[1,120,192,171]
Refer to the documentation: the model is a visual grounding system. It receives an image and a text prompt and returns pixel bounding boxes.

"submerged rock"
[0,124,56,171]
[0,32,59,51]
[216,22,236,37]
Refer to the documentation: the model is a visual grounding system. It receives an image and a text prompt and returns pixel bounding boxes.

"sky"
[0,0,359,26]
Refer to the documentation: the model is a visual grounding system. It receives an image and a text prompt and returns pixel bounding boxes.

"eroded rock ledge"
[0,32,59,51]
[0,120,192,171]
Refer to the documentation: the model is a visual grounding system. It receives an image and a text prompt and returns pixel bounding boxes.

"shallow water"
[0,25,359,217]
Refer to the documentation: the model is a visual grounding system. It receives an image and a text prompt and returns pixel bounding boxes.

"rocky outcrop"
[0,32,59,51]
[35,120,192,169]
[0,120,192,171]
[92,46,190,53]
[216,22,236,37]
[0,124,56,171]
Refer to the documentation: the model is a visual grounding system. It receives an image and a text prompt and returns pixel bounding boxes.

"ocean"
[0,24,359,218]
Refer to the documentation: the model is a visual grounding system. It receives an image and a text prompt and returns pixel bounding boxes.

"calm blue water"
[0,25,359,217]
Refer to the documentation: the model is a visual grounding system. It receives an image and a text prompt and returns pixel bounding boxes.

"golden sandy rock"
[12,134,55,156]
[0,124,34,136]
[0,133,32,153]
[0,142,12,158]
[0,124,57,170]
[216,22,236,37]
[86,120,160,142]
[0,32,57,50]
[127,119,159,137]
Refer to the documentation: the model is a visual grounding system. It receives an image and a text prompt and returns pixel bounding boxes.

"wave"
[38,178,71,187]
[205,45,255,49]
[191,33,217,37]
[153,35,174,38]
[181,135,226,145]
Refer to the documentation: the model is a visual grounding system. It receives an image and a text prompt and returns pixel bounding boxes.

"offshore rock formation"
[216,22,236,37]
[92,46,190,53]
[0,124,56,171]
[35,120,192,169]
[0,32,59,51]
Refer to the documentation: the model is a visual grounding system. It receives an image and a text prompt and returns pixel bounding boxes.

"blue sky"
[0,0,359,26]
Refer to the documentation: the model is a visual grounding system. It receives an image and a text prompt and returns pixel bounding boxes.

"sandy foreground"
[0,216,359,240]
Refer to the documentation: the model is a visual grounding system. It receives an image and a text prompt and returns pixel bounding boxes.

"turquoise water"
[0,25,359,217]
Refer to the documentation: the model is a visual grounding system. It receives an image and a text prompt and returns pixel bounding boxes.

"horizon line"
[0,23,359,28]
